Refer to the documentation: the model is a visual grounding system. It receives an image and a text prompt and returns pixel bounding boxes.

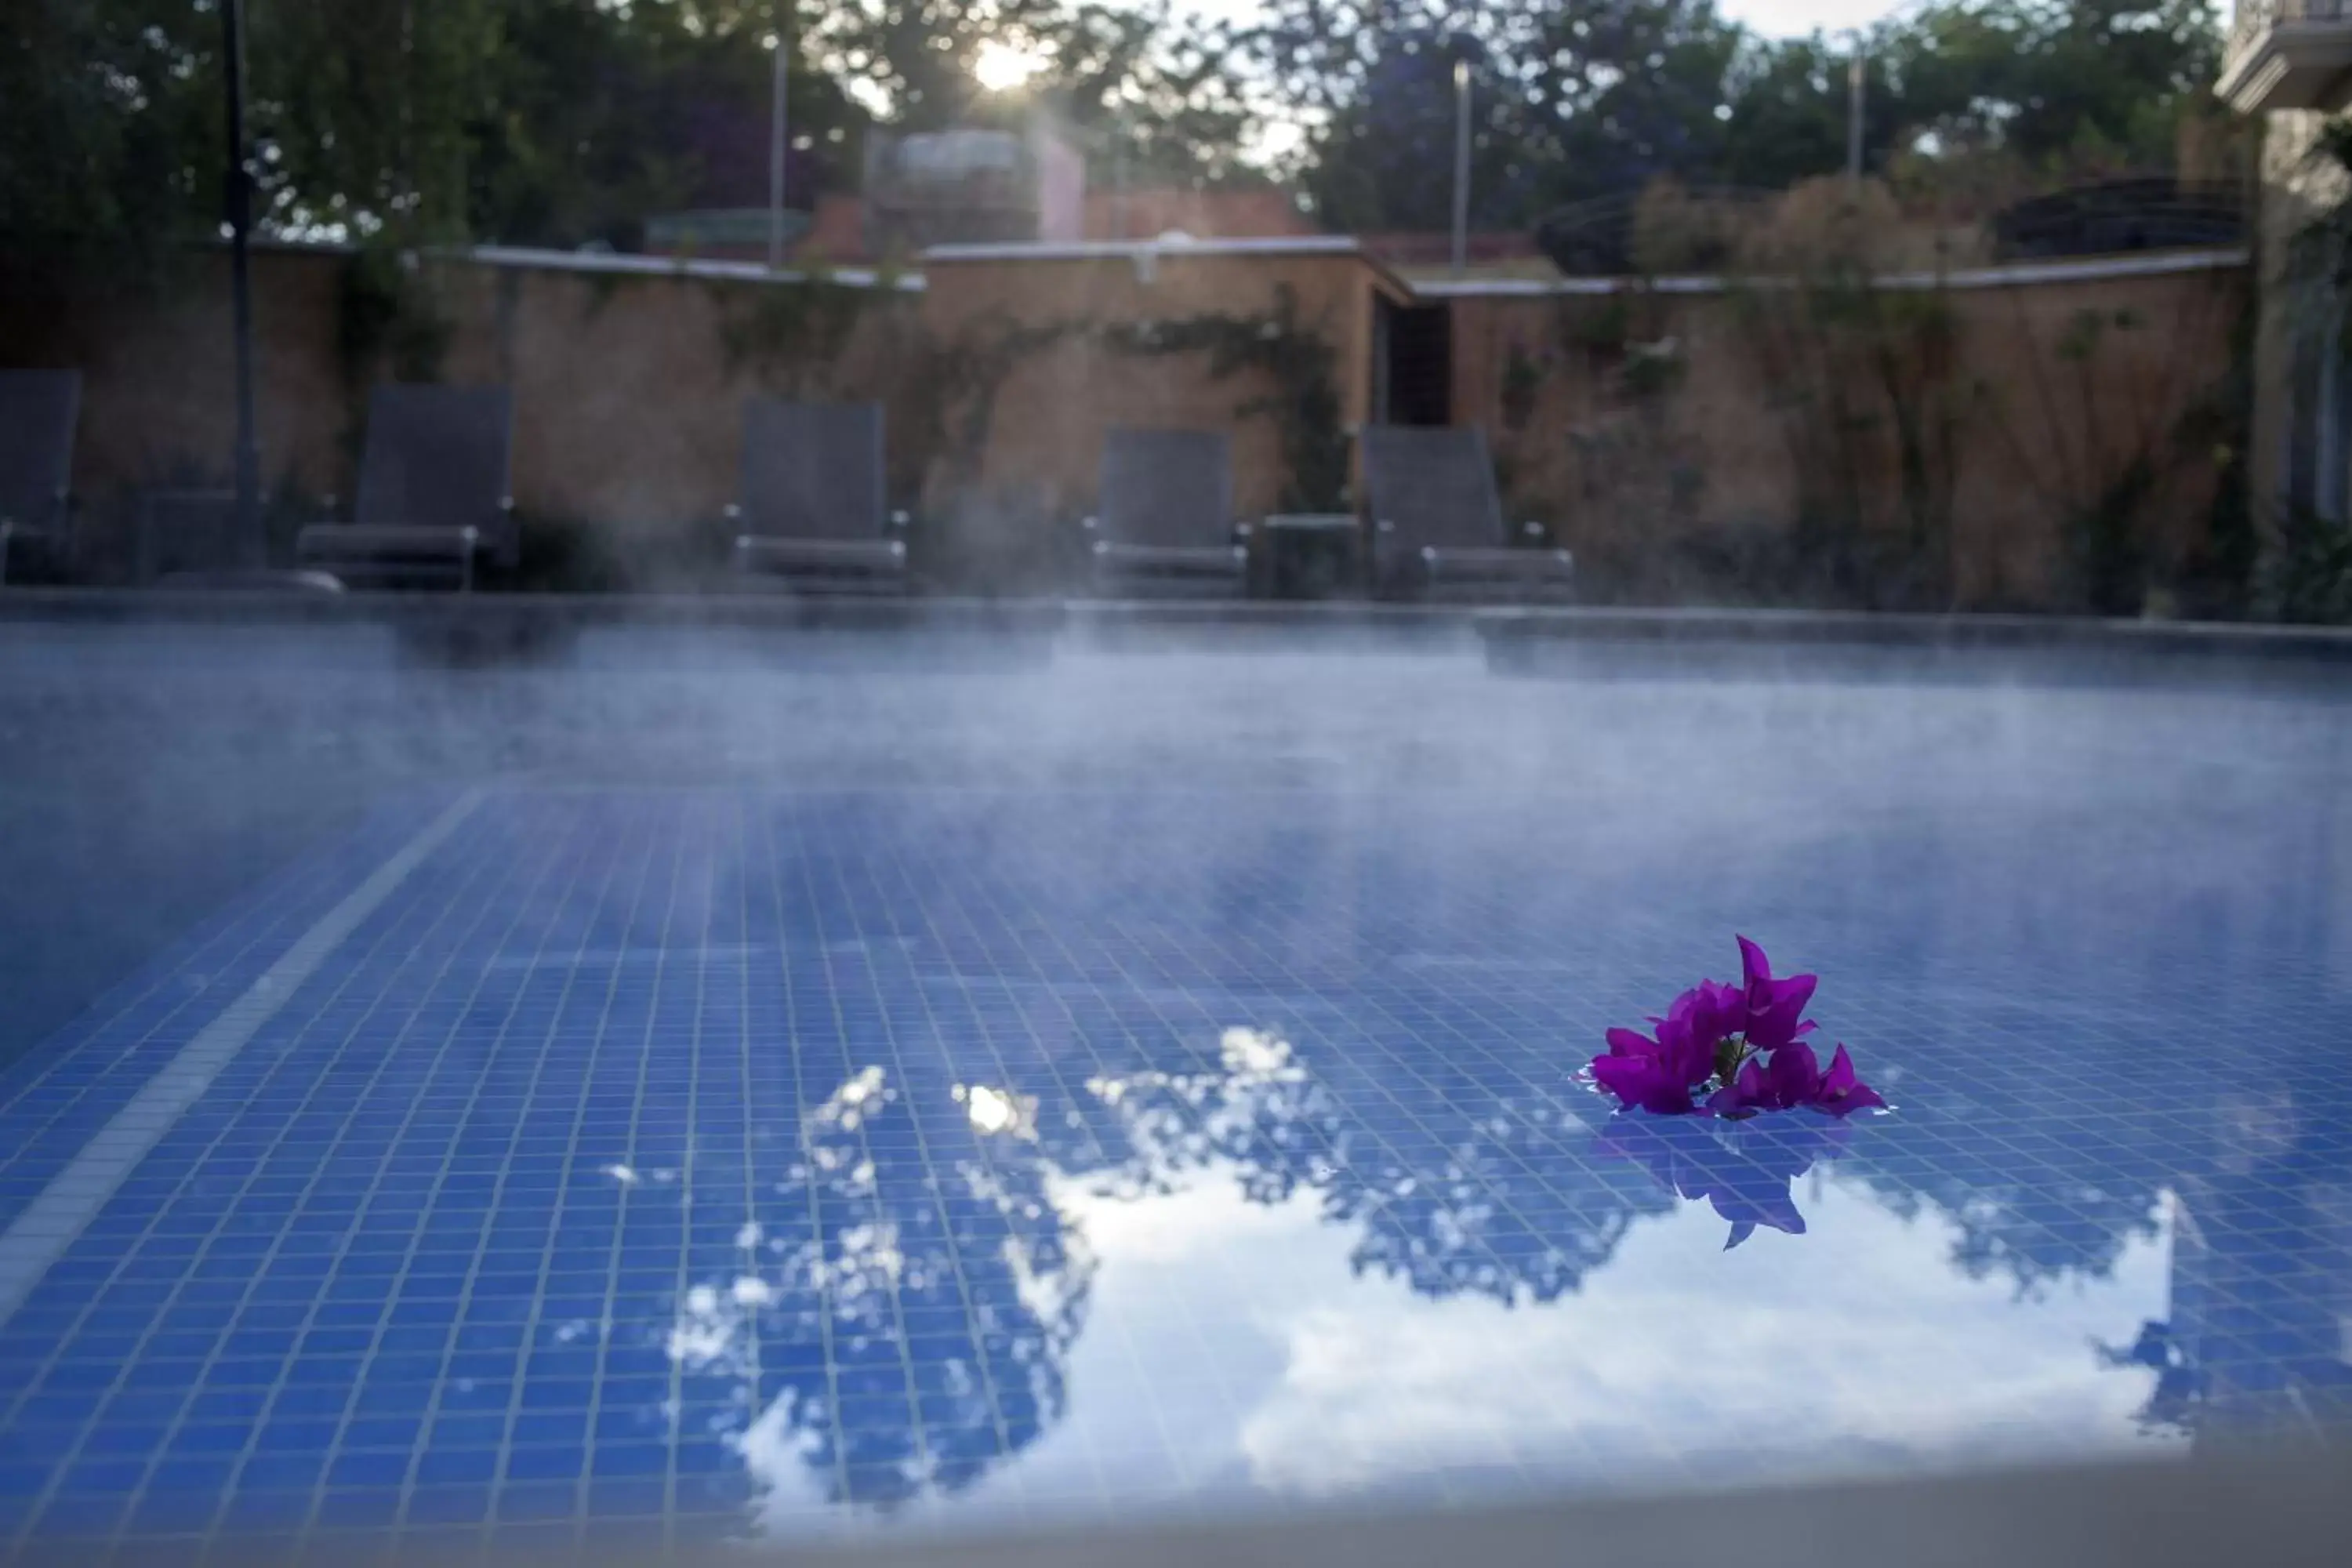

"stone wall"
[914,247,1407,520]
[1447,260,2246,609]
[0,241,2242,608]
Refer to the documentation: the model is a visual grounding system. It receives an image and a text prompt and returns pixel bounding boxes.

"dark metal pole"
[220,0,262,558]
[769,5,791,270]
[1846,48,1867,187]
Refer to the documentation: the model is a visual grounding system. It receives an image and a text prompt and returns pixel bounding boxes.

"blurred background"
[10,2,2345,621]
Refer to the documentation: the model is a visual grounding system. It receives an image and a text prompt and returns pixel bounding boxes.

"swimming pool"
[0,608,2347,1560]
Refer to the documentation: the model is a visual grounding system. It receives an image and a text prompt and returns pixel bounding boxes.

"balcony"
[2219,0,2352,113]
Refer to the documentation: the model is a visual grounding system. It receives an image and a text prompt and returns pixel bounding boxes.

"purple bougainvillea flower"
[1671,978,1750,1053]
[1704,1056,1777,1119]
[1591,1017,1713,1116]
[1590,936,1879,1121]
[1806,1043,1886,1116]
[1708,1040,1884,1117]
[1736,935,1819,1053]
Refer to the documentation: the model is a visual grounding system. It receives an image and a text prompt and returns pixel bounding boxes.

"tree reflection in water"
[2100,1077,2352,1445]
[665,1022,2270,1526]
[1061,1028,1675,1306]
[667,1064,1096,1514]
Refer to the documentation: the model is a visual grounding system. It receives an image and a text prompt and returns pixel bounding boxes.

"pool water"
[0,637,2347,1560]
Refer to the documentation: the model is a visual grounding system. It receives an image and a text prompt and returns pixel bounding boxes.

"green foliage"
[3,0,862,258]
[0,1,222,274]
[1252,0,2228,231]
[1501,343,1544,432]
[6,0,2236,270]
[1723,245,1970,611]
[2261,505,2352,625]
[2262,128,2352,625]
[1254,1,1746,229]
[1619,342,1687,401]
[1563,296,1635,355]
[815,1,1257,187]
[336,246,454,390]
[714,273,877,395]
[2292,120,2352,351]
[2066,455,2159,615]
[1102,285,1347,511]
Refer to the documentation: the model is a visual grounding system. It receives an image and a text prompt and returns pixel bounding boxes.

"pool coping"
[754,1446,2349,1568]
[1,588,2348,666]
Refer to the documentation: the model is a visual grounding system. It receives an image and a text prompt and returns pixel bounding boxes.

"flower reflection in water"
[1594,1109,1856,1250]
[653,1016,2205,1535]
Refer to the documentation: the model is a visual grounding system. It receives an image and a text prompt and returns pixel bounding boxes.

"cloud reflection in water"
[657,1025,2208,1538]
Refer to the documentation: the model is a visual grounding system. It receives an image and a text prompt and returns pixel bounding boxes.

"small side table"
[1258,513,1363,601]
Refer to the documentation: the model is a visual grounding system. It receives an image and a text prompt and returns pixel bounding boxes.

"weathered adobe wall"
[1449,263,2244,608]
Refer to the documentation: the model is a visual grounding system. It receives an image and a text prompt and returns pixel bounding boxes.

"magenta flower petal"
[1809,1044,1886,1116]
[1592,1054,1697,1116]
[1591,1019,1710,1114]
[1766,1040,1821,1108]
[1744,980,1817,1051]
[1604,1026,1656,1057]
[1697,978,1747,1036]
[1733,936,1820,1051]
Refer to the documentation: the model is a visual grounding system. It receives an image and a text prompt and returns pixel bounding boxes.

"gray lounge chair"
[0,369,82,587]
[730,399,909,594]
[297,384,516,590]
[1361,424,1573,601]
[1083,428,1249,596]
[140,488,342,593]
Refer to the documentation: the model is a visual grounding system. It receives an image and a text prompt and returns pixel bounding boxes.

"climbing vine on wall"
[713,269,884,397]
[1102,283,1348,514]
[2262,121,2352,622]
[1504,286,1702,578]
[1726,266,1968,612]
[336,245,455,391]
[899,284,1351,518]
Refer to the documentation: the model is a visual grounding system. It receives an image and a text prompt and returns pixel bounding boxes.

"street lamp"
[219,0,261,551]
[1452,56,1471,275]
[769,11,792,270]
[1446,31,1481,277]
[1846,42,1867,186]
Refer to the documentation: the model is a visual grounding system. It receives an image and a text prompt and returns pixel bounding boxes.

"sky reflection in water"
[659,1028,2204,1539]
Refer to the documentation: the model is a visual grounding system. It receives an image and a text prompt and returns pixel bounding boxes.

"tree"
[1725,2,2230,198]
[1883,0,2221,175]
[809,1,1257,188]
[1251,1,1751,230]
[2,1,229,268]
[1523,0,1747,207]
[459,2,859,250]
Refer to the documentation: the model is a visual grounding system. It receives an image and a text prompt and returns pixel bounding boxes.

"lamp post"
[1450,54,1472,275]
[1846,45,1867,187]
[220,0,261,554]
[769,9,792,270]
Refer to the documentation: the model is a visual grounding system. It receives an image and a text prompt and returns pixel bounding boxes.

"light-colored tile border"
[0,788,488,1326]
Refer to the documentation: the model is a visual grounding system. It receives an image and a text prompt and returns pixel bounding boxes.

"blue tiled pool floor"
[0,773,2347,1562]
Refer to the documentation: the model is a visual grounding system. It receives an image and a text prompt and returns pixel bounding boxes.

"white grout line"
[0,788,489,1327]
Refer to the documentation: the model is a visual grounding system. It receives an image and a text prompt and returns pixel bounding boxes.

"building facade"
[2220,0,2352,529]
